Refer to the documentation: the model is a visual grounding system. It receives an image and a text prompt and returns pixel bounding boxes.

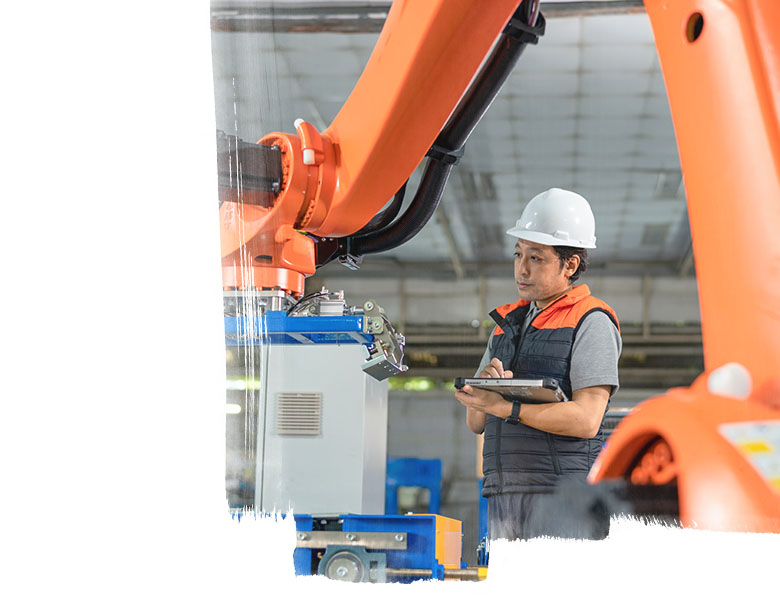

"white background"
[3,1,779,597]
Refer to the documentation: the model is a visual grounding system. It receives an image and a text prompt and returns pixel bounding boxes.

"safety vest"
[481,284,620,496]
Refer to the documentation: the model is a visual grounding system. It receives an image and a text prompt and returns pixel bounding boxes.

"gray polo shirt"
[475,306,621,396]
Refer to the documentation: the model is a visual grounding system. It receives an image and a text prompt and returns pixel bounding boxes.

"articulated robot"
[219,0,780,582]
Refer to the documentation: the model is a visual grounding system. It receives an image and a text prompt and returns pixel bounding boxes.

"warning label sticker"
[719,421,780,493]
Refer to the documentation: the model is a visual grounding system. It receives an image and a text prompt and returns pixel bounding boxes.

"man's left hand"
[455,385,511,419]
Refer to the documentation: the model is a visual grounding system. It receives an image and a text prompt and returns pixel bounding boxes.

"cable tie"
[504,12,546,44]
[426,144,466,166]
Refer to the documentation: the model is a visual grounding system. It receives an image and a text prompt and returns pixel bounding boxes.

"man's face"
[513,239,578,307]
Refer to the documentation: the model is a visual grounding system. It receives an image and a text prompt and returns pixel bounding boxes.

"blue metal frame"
[224,311,374,346]
[293,513,452,581]
[292,514,314,575]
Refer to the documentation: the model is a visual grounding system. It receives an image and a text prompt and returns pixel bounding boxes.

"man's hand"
[456,358,514,432]
[478,357,513,380]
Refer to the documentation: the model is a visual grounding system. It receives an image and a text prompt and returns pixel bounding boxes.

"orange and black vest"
[481,284,620,496]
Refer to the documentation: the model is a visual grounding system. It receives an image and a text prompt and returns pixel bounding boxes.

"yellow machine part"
[413,513,463,569]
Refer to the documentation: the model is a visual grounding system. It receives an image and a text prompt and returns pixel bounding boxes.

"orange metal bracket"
[590,374,780,532]
[219,0,522,294]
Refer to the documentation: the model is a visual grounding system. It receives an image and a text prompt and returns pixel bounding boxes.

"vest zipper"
[546,433,562,475]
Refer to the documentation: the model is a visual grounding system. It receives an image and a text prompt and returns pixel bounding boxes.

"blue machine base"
[293,513,464,582]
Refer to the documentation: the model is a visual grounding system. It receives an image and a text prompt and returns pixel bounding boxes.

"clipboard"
[454,377,569,403]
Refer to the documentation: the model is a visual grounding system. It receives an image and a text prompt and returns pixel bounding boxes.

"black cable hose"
[523,0,541,28]
[437,39,529,150]
[350,161,453,255]
[351,181,407,236]
[345,2,543,258]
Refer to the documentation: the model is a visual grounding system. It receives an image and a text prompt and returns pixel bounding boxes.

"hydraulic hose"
[352,182,407,236]
[350,161,453,255]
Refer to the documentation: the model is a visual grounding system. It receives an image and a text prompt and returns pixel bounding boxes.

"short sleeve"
[569,311,622,395]
[474,327,497,376]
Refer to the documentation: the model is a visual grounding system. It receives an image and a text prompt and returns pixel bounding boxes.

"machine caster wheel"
[317,545,386,583]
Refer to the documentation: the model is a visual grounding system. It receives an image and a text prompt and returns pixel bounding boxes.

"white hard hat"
[506,188,597,249]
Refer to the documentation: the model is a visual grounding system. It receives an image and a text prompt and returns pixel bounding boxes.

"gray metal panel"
[361,370,387,512]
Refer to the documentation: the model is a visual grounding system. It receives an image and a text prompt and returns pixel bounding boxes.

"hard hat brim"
[506,226,596,249]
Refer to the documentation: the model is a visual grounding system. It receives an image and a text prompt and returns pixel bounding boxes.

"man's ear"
[566,255,580,276]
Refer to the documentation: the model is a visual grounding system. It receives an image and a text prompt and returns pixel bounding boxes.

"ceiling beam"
[542,1,645,18]
[211,1,646,33]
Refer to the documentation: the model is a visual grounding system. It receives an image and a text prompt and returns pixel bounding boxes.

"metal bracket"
[295,530,408,550]
[360,299,408,380]
[338,253,363,270]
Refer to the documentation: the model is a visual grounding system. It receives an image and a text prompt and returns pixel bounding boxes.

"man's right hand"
[479,357,513,379]
[459,358,514,434]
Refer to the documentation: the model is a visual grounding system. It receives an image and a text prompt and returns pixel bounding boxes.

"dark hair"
[553,246,588,283]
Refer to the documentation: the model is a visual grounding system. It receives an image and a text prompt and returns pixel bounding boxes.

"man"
[455,188,622,541]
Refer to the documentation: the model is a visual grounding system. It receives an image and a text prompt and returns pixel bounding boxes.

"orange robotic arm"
[219,0,543,295]
[590,0,780,532]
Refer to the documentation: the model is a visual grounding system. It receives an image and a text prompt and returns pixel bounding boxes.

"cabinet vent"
[276,392,322,435]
